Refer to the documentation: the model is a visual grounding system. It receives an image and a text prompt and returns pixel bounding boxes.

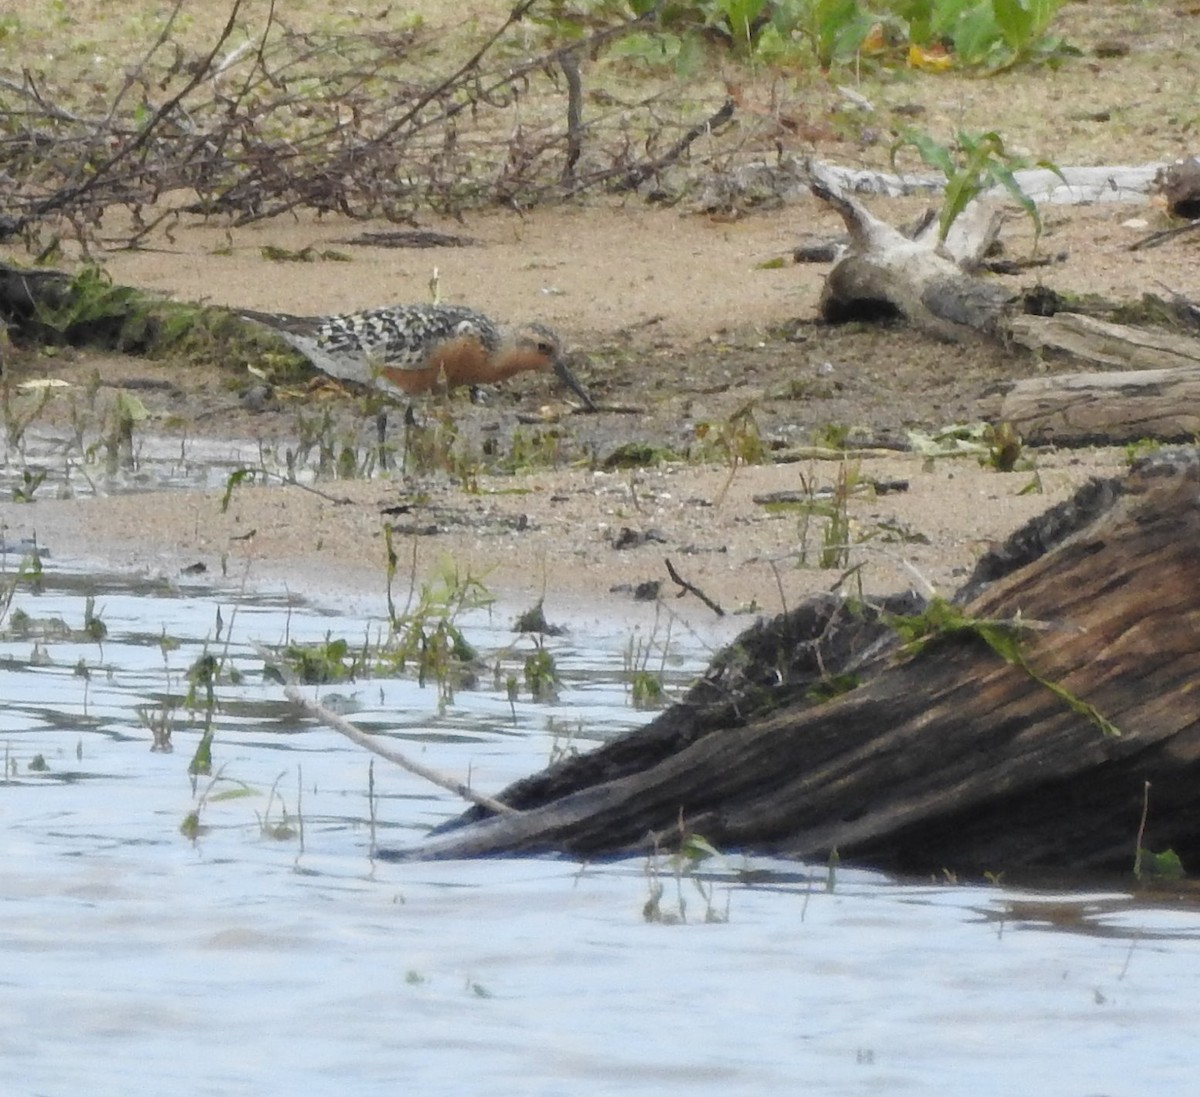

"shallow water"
[2,556,1198,1097]
[1,421,280,500]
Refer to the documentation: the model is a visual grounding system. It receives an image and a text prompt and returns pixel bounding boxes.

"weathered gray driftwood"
[805,160,1200,446]
[993,367,1200,445]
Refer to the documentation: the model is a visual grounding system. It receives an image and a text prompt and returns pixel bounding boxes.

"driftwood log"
[402,450,1200,872]
[805,161,1200,446]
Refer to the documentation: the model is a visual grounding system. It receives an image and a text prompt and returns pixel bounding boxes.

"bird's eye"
[536,340,555,356]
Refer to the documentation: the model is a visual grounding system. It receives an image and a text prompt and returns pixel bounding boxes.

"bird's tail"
[229,306,316,336]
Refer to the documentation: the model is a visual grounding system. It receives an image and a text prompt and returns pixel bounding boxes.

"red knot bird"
[239,302,596,410]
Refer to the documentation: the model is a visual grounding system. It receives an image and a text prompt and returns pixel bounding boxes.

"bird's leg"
[401,402,418,475]
[375,407,390,472]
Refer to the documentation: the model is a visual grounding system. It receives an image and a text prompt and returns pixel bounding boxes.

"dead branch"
[0,1,737,247]
[19,0,245,232]
[664,558,725,616]
[399,453,1200,869]
[252,642,516,816]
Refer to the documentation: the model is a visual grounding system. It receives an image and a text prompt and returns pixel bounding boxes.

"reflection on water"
[0,422,284,500]
[1,558,1198,1096]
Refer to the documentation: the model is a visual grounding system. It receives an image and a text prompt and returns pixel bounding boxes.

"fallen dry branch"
[987,312,1200,444]
[664,557,725,617]
[253,642,516,816]
[696,156,1170,215]
[1006,313,1200,371]
[805,160,1013,340]
[390,451,1200,873]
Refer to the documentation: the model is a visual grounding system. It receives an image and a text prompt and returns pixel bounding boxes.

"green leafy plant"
[982,420,1023,472]
[888,596,1121,738]
[1,379,54,457]
[623,611,673,709]
[540,0,1070,73]
[100,391,149,474]
[694,400,767,504]
[908,421,1034,472]
[819,461,860,568]
[382,542,493,708]
[631,669,665,708]
[1135,847,1184,881]
[806,671,860,703]
[276,636,360,684]
[643,827,729,924]
[256,771,299,841]
[812,422,853,450]
[402,405,473,479]
[1123,438,1164,466]
[523,643,560,702]
[11,467,47,503]
[81,595,107,643]
[31,265,139,341]
[792,461,864,569]
[793,0,879,68]
[975,0,1071,68]
[1132,779,1185,881]
[180,768,254,842]
[185,652,219,780]
[496,426,568,474]
[891,128,1062,246]
[851,0,1073,70]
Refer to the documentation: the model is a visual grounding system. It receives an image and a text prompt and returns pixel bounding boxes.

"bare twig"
[560,50,584,184]
[1129,219,1200,252]
[610,97,736,193]
[664,557,725,616]
[253,642,516,816]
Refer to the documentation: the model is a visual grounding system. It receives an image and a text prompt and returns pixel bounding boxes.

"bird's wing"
[316,307,494,371]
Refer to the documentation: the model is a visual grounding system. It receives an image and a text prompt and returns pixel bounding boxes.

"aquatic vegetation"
[625,636,667,709]
[523,644,560,703]
[381,539,493,709]
[256,771,300,842]
[1133,781,1186,881]
[643,829,730,925]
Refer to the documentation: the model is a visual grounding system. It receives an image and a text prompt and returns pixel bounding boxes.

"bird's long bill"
[553,356,597,411]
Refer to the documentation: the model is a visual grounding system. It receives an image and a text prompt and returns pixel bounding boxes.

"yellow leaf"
[908,43,953,72]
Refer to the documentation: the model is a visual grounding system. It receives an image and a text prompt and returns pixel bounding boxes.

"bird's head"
[511,323,596,412]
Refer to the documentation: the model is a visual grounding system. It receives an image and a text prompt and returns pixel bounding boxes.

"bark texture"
[407,452,1200,873]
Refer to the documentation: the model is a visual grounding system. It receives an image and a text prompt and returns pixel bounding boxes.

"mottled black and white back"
[314,304,503,370]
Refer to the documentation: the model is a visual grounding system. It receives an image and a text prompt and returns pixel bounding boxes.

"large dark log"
[402,451,1200,872]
